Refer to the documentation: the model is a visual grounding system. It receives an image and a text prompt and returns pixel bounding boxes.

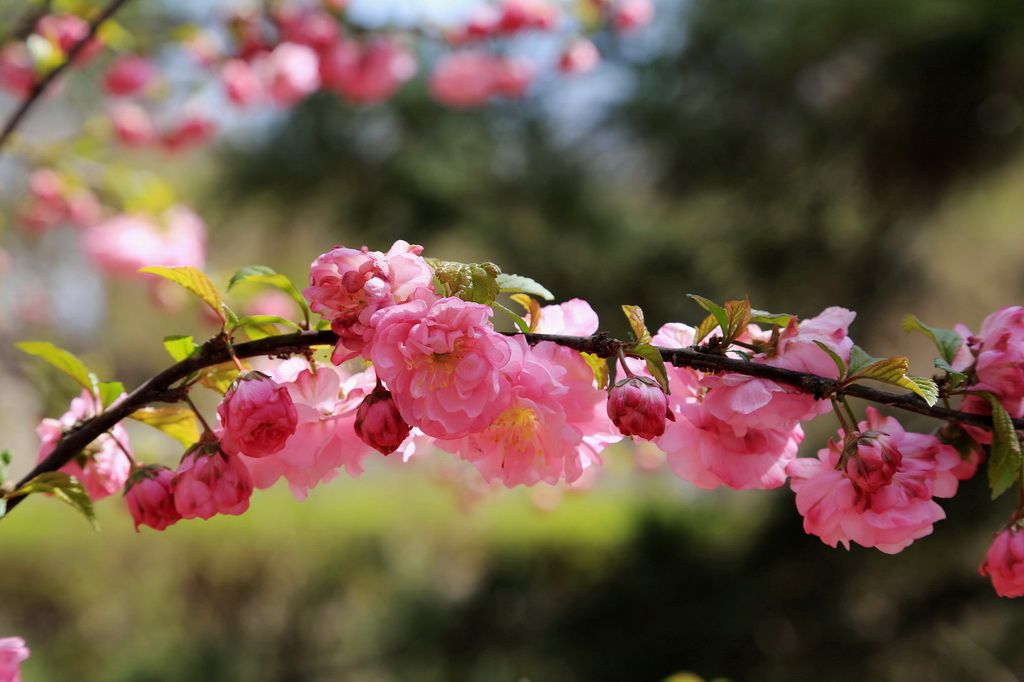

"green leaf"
[232,315,303,341]
[812,340,847,379]
[496,273,554,301]
[628,343,671,394]
[17,341,98,393]
[848,356,939,406]
[97,381,125,409]
[130,407,201,447]
[845,346,881,376]
[227,265,309,322]
[582,352,610,390]
[10,472,98,531]
[689,295,729,339]
[428,260,502,305]
[934,358,968,389]
[510,293,542,332]
[975,391,1023,500]
[901,314,963,366]
[163,335,199,362]
[693,313,719,345]
[139,266,225,323]
[491,302,530,334]
[750,310,795,327]
[199,363,242,395]
[722,298,753,341]
[622,305,652,345]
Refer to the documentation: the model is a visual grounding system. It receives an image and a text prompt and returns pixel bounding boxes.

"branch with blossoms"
[4,240,1024,601]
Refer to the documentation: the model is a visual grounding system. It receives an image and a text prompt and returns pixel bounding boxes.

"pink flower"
[304,240,434,362]
[259,42,321,106]
[786,408,961,553]
[354,381,412,455]
[124,464,181,531]
[103,54,158,96]
[36,389,132,501]
[437,338,620,486]
[221,59,265,107]
[839,431,902,494]
[110,102,155,146]
[160,111,217,152]
[275,6,341,54]
[611,0,655,33]
[319,38,417,104]
[980,525,1024,598]
[218,371,298,458]
[172,438,253,519]
[239,359,377,500]
[559,39,601,74]
[429,51,498,108]
[497,0,562,33]
[529,298,599,336]
[36,13,103,64]
[494,56,534,99]
[964,307,1024,416]
[370,295,521,438]
[0,637,30,682]
[607,376,673,440]
[81,206,206,276]
[0,43,35,96]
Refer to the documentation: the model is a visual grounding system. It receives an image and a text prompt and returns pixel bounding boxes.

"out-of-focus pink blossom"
[305,240,434,362]
[320,38,417,104]
[494,56,534,99]
[448,4,501,43]
[259,42,321,106]
[244,289,297,319]
[429,51,497,108]
[0,43,35,96]
[608,376,673,440]
[222,59,266,107]
[124,464,181,531]
[65,187,101,228]
[275,7,340,54]
[371,295,521,438]
[354,382,412,455]
[240,358,377,500]
[172,438,253,519]
[36,13,103,64]
[980,525,1024,597]
[17,169,69,233]
[36,389,132,501]
[529,298,600,336]
[218,371,299,458]
[498,0,562,33]
[103,54,158,96]
[81,205,206,277]
[559,39,601,74]
[0,637,30,682]
[787,408,961,554]
[110,102,155,146]
[437,338,620,486]
[160,111,217,152]
[611,0,655,33]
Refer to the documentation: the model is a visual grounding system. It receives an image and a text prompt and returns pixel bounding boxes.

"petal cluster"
[980,526,1024,598]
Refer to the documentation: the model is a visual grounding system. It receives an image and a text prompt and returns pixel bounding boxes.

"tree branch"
[2,328,1008,517]
[0,0,136,155]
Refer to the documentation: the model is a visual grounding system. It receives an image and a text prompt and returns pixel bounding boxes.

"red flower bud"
[124,464,181,532]
[607,375,673,440]
[840,430,902,494]
[355,383,412,455]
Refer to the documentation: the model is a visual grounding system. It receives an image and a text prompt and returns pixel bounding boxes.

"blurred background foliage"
[5,0,1024,679]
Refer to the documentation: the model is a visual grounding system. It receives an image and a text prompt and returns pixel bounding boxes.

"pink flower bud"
[607,376,674,440]
[124,464,181,531]
[0,637,30,682]
[839,430,902,494]
[980,525,1024,597]
[354,383,412,455]
[172,438,253,520]
[218,371,299,458]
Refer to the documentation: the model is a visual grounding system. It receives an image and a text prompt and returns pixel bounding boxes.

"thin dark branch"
[2,328,1010,517]
[0,0,136,154]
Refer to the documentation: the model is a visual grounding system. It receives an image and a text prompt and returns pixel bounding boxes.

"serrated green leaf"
[846,346,881,376]
[11,472,98,531]
[98,381,125,409]
[812,340,847,379]
[975,392,1023,499]
[905,375,939,406]
[629,343,671,394]
[689,295,729,338]
[496,273,554,301]
[849,356,938,405]
[902,314,963,366]
[17,341,98,393]
[139,266,225,323]
[130,407,201,447]
[510,293,542,332]
[622,305,652,345]
[163,335,199,362]
[429,260,502,304]
[227,266,309,324]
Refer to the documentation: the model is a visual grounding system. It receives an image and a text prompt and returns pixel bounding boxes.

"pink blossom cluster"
[0,13,103,96]
[16,169,101,234]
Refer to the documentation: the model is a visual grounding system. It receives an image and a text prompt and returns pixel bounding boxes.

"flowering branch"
[4,326,1009,517]
[0,0,136,154]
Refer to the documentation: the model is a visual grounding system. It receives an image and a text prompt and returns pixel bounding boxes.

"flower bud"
[124,464,181,532]
[980,525,1024,597]
[354,383,412,455]
[607,376,673,440]
[218,371,298,458]
[172,437,253,520]
[839,430,902,494]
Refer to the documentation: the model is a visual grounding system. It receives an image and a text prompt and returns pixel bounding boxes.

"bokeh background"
[3,0,1024,679]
